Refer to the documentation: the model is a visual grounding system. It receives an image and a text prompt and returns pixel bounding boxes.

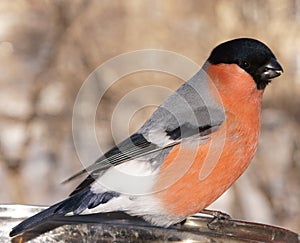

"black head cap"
[208,38,283,89]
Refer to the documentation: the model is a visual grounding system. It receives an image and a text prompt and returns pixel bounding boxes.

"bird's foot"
[200,209,231,231]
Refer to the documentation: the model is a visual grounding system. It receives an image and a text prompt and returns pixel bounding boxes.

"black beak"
[259,57,283,81]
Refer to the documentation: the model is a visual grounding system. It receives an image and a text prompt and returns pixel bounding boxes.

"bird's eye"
[241,61,250,68]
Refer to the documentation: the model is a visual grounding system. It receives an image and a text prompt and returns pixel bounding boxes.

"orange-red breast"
[10,38,283,237]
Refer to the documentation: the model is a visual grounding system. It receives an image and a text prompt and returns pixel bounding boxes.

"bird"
[10,38,283,237]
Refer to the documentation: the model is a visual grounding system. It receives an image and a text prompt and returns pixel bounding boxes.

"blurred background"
[0,0,299,233]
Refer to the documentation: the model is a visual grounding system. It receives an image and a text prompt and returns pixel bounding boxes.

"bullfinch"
[10,38,283,237]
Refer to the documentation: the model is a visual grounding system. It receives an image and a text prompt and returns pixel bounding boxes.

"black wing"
[66,133,179,195]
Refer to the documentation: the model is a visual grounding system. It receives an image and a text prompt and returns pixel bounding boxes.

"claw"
[200,209,232,230]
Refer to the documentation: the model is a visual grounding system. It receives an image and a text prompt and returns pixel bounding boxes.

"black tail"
[10,187,118,237]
